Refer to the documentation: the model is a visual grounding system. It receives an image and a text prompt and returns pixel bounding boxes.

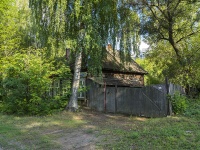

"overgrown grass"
[0,112,86,150]
[0,99,199,150]
[99,99,200,150]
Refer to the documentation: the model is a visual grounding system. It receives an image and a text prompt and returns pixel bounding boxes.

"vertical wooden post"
[115,84,117,113]
[165,77,169,94]
[165,77,172,115]
[104,82,106,112]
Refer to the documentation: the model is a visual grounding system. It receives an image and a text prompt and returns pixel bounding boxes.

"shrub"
[0,49,71,115]
[184,98,200,119]
[170,92,188,115]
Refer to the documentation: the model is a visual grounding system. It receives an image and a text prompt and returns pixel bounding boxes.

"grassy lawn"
[0,100,199,150]
[0,112,86,150]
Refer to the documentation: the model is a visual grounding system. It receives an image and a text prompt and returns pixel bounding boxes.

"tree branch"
[172,0,182,16]
[146,4,168,29]
[158,25,169,41]
[159,36,169,41]
[176,30,200,43]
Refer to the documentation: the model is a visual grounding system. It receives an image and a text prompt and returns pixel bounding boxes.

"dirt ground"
[46,107,137,150]
[51,129,98,150]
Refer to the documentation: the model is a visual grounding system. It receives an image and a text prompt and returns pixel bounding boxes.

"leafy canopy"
[29,0,141,75]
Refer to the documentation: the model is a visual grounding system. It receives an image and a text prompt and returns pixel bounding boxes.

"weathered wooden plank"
[87,79,168,117]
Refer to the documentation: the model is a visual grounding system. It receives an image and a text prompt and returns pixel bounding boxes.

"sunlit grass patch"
[0,100,199,150]
[99,112,200,150]
[0,111,86,149]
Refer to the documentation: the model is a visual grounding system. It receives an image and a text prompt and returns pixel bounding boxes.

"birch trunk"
[66,50,82,111]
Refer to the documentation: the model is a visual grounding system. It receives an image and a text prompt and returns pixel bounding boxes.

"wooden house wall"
[103,72,144,86]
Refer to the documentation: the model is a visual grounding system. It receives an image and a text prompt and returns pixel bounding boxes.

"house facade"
[78,46,148,100]
[67,47,170,117]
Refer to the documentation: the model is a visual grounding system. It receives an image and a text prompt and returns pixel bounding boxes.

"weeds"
[169,92,188,114]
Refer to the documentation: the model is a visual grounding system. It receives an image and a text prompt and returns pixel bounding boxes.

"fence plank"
[87,79,168,117]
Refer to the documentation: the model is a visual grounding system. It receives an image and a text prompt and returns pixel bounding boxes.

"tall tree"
[130,0,200,92]
[131,0,200,63]
[0,0,21,56]
[29,0,140,111]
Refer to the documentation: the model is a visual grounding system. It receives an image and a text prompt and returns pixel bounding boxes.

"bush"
[0,49,71,115]
[184,98,200,119]
[170,92,188,115]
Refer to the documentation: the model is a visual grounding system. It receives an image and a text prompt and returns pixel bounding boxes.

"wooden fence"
[87,79,168,117]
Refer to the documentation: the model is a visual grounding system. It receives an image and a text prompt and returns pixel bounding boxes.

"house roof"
[69,46,147,75]
[102,48,147,74]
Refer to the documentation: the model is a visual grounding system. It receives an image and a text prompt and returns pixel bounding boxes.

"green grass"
[0,99,199,150]
[0,112,86,150]
[99,99,200,150]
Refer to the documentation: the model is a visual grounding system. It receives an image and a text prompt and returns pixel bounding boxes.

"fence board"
[87,80,104,111]
[106,87,116,112]
[87,79,168,117]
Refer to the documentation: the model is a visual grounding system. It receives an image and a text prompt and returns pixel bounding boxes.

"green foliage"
[135,58,164,85]
[184,98,200,119]
[169,92,188,115]
[29,0,141,75]
[137,0,200,91]
[0,0,21,56]
[0,1,72,115]
[0,49,71,115]
[139,0,200,51]
[145,38,200,92]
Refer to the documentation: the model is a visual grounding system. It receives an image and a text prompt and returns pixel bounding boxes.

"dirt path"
[40,108,141,150]
[45,107,134,150]
[55,129,98,150]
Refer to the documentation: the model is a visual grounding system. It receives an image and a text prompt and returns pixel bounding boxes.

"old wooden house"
[68,46,169,117]
[77,45,148,99]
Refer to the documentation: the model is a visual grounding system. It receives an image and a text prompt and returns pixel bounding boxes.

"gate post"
[104,82,106,112]
[165,77,172,115]
[115,84,117,113]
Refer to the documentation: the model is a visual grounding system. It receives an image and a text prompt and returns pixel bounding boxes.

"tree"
[0,0,22,56]
[131,0,200,63]
[135,57,165,85]
[0,1,72,115]
[141,36,200,96]
[129,0,200,93]
[0,48,71,115]
[29,0,140,111]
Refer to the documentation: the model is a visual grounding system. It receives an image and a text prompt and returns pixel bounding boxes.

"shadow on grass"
[0,111,86,150]
[0,105,199,150]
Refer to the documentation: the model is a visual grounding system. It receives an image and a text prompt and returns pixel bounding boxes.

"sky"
[139,41,149,52]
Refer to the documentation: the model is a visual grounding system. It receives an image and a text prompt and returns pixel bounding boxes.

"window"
[62,80,70,96]
[47,79,71,98]
[54,80,60,96]
[48,80,59,97]
[78,78,86,99]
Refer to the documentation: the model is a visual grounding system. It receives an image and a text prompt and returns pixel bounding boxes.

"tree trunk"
[66,50,82,112]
